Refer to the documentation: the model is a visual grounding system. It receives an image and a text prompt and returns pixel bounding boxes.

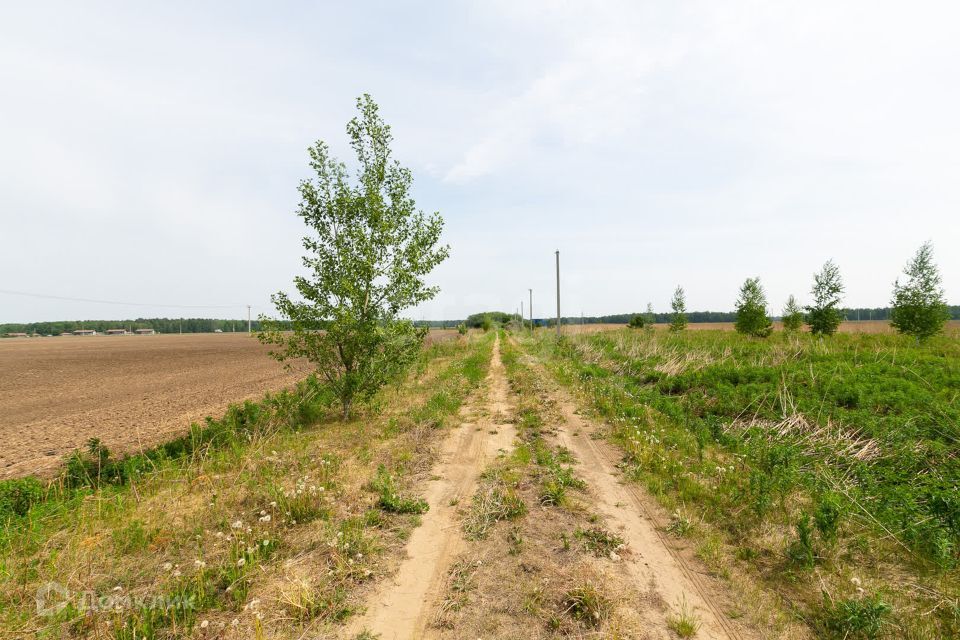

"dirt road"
[0,333,310,478]
[350,335,516,639]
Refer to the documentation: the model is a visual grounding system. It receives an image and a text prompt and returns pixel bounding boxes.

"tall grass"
[527,328,960,638]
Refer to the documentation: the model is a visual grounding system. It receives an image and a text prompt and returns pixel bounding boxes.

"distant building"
[3,332,28,338]
[214,329,223,333]
[134,328,155,335]
[105,329,127,335]
[73,329,96,336]
[60,332,72,336]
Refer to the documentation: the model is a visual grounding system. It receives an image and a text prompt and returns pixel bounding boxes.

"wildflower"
[163,562,173,571]
[200,619,209,628]
[259,514,271,523]
[237,558,246,568]
[195,560,207,568]
[231,520,243,529]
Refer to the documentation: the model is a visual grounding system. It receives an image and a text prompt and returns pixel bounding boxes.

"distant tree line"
[0,318,292,336]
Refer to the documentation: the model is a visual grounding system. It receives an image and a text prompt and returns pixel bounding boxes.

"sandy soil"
[349,335,516,639]
[0,333,311,479]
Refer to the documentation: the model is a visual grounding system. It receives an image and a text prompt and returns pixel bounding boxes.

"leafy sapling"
[260,95,449,419]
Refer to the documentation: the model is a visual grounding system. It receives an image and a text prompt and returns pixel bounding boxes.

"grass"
[525,327,960,638]
[0,332,495,637]
[667,594,702,638]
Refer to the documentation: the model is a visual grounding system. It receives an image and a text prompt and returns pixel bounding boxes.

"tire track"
[347,335,515,639]
[519,343,755,640]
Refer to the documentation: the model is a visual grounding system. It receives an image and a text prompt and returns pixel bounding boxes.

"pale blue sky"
[2,1,958,323]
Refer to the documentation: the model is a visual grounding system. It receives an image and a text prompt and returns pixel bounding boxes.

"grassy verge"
[523,327,960,639]
[0,332,493,639]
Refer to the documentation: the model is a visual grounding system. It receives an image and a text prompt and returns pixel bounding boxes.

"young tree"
[890,241,950,341]
[805,260,844,336]
[735,277,773,337]
[643,302,656,331]
[259,95,449,419]
[627,314,645,329]
[669,286,688,332]
[781,295,804,332]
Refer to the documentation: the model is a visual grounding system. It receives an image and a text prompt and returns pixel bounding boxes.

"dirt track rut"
[523,344,756,640]
[348,335,515,639]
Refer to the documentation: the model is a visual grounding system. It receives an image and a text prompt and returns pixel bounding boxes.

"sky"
[2,1,959,323]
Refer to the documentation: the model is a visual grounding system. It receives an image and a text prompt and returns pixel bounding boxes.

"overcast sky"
[2,1,958,323]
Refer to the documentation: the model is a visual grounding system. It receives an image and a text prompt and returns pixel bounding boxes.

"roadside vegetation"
[0,332,493,637]
[524,326,960,638]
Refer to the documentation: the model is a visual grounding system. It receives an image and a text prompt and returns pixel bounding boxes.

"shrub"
[627,314,645,329]
[0,477,45,517]
[456,323,468,336]
[817,594,890,640]
[735,277,773,337]
[670,286,688,332]
[806,260,845,336]
[786,514,816,569]
[782,294,804,332]
[890,241,950,341]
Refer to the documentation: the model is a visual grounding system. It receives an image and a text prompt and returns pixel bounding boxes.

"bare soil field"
[0,333,312,479]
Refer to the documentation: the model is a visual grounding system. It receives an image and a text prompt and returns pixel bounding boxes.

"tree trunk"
[341,397,352,421]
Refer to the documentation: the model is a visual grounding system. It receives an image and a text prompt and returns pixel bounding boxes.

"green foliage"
[816,594,891,639]
[806,260,845,336]
[457,323,468,335]
[735,277,773,337]
[536,328,960,570]
[0,477,44,518]
[890,242,950,341]
[670,285,688,332]
[370,466,429,514]
[627,314,645,329]
[573,526,624,556]
[786,514,817,569]
[644,302,655,328]
[464,311,516,328]
[259,95,448,419]
[782,294,804,332]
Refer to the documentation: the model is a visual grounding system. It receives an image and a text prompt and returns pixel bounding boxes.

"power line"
[0,288,248,310]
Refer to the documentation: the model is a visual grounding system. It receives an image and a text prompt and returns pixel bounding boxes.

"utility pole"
[529,288,533,332]
[247,305,252,333]
[179,318,182,335]
[520,300,524,329]
[555,250,561,337]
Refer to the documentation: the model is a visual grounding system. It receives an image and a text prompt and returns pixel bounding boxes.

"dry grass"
[0,334,493,638]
